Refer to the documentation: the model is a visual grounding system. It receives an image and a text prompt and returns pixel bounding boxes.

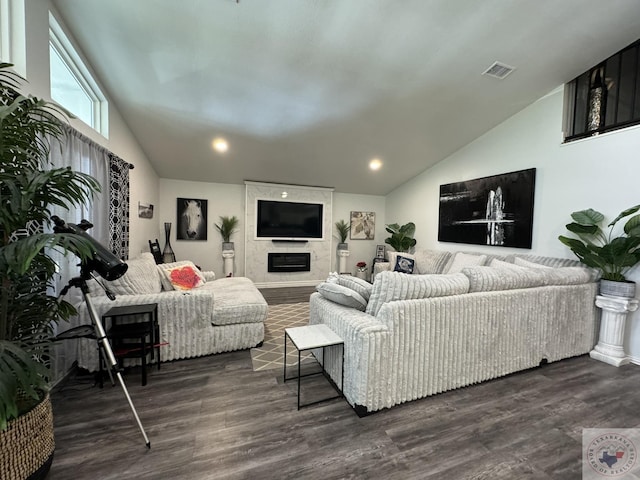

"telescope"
[51,216,128,281]
[53,215,150,447]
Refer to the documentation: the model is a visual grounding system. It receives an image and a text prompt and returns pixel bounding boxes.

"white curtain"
[47,127,111,383]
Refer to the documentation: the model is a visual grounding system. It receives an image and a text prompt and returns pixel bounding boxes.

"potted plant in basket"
[214,215,239,251]
[384,222,417,253]
[335,220,350,250]
[558,205,640,297]
[0,63,100,478]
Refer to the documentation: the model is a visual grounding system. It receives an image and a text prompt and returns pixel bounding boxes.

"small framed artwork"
[177,198,208,240]
[375,244,385,259]
[138,202,154,219]
[350,211,375,240]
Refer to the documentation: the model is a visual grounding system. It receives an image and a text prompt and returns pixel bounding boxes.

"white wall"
[158,179,245,276]
[22,0,159,257]
[386,87,640,360]
[333,192,386,276]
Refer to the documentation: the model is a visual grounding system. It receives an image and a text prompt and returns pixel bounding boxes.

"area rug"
[250,302,314,371]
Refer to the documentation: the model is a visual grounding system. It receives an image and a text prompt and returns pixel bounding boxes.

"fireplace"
[268,252,311,273]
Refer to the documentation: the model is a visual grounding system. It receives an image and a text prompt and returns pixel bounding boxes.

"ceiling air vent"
[482,61,516,80]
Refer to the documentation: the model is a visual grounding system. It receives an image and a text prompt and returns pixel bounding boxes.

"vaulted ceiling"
[51,0,640,195]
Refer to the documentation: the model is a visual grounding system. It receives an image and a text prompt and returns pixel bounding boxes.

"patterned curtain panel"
[108,154,131,260]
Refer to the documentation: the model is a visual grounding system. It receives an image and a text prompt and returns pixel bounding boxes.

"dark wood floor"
[48,348,640,480]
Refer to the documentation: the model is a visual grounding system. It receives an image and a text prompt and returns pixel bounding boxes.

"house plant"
[214,215,239,250]
[0,63,100,478]
[558,205,640,297]
[335,219,350,250]
[384,222,417,253]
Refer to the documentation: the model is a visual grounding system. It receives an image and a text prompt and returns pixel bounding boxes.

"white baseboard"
[629,355,640,366]
[255,280,322,288]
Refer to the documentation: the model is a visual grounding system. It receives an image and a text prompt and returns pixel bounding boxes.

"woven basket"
[0,393,55,480]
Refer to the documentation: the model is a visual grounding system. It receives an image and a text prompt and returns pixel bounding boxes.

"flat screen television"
[256,199,324,240]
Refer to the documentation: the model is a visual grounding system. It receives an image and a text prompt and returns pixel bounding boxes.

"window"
[0,0,26,76]
[564,39,640,142]
[49,12,108,137]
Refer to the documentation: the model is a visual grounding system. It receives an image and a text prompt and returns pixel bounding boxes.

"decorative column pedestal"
[337,249,350,274]
[590,294,639,367]
[222,250,235,277]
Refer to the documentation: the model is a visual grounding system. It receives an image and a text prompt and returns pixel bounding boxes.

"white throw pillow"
[446,252,487,273]
[99,252,162,295]
[157,260,206,291]
[316,282,367,311]
[334,275,373,301]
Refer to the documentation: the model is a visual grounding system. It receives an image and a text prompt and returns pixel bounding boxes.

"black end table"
[102,303,159,386]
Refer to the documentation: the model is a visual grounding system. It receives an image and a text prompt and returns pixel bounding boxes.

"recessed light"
[212,137,228,153]
[369,158,383,171]
[281,191,288,198]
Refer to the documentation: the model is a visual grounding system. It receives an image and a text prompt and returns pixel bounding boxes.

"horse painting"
[177,198,207,240]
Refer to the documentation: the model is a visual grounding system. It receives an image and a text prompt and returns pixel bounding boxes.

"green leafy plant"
[558,205,640,281]
[335,220,350,244]
[385,222,417,253]
[0,63,100,429]
[214,215,239,243]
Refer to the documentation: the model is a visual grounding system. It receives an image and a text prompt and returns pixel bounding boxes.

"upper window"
[49,12,108,137]
[564,39,640,142]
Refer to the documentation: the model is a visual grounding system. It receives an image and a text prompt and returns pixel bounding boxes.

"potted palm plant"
[0,63,99,478]
[214,215,239,251]
[384,222,417,253]
[335,220,350,250]
[558,205,640,297]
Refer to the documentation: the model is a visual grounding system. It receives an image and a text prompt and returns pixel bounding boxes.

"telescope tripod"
[62,274,151,448]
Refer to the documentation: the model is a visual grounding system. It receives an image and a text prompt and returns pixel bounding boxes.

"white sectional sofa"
[310,249,600,415]
[74,253,268,371]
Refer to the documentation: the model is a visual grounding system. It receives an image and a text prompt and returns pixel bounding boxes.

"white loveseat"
[74,253,268,371]
[310,249,600,415]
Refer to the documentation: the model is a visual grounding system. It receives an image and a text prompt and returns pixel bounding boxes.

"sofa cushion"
[489,258,524,270]
[513,257,553,269]
[445,252,487,273]
[97,252,162,295]
[387,252,415,272]
[316,282,367,311]
[412,249,452,274]
[204,277,269,325]
[327,273,373,301]
[539,266,593,286]
[366,271,470,316]
[163,264,205,291]
[157,260,206,291]
[463,266,547,293]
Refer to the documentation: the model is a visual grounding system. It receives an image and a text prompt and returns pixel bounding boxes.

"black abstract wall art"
[438,168,536,249]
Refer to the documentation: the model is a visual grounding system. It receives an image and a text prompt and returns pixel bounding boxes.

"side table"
[102,303,160,386]
[284,324,344,410]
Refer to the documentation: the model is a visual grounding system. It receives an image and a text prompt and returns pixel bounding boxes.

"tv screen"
[256,200,324,239]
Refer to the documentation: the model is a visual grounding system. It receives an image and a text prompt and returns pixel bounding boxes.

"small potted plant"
[356,261,367,272]
[335,220,350,250]
[384,222,417,253]
[215,215,239,251]
[558,205,640,297]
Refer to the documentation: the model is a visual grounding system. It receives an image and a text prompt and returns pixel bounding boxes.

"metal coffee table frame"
[284,324,344,410]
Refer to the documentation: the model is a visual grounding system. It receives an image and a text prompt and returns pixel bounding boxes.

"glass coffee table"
[284,324,344,410]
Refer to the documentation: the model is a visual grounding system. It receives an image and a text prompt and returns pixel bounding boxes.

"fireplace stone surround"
[244,181,333,287]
